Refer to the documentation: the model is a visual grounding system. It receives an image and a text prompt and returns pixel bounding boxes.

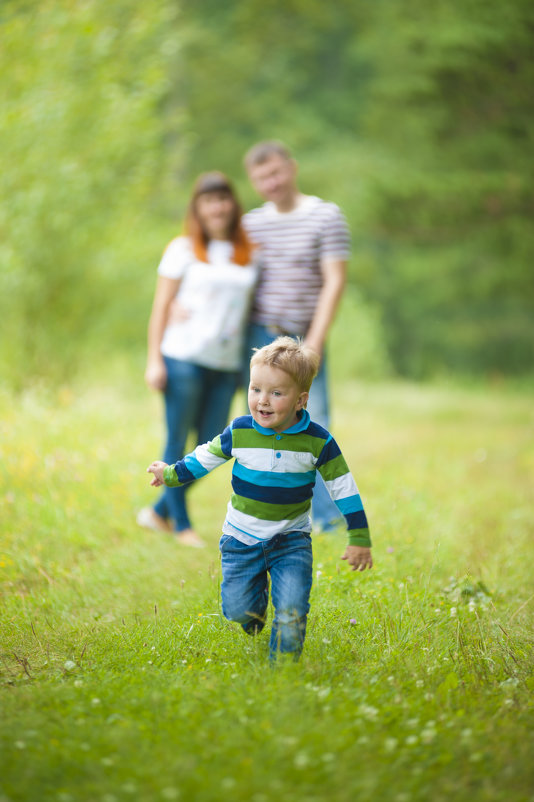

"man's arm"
[303,257,346,356]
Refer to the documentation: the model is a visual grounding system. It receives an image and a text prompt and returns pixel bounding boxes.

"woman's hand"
[145,359,167,391]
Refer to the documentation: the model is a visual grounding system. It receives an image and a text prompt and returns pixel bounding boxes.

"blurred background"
[1,0,533,391]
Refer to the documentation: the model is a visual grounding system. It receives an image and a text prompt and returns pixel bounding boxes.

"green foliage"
[1,0,533,387]
[0,0,183,389]
[1,376,533,800]
[178,0,534,378]
[357,0,534,376]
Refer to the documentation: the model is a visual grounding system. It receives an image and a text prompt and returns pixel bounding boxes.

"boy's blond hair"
[250,336,320,393]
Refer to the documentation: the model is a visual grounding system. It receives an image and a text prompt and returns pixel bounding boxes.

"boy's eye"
[272,391,281,397]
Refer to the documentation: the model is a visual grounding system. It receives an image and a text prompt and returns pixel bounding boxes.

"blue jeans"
[154,357,237,531]
[220,531,313,659]
[246,323,343,531]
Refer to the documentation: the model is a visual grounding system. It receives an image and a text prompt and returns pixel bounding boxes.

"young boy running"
[147,337,372,659]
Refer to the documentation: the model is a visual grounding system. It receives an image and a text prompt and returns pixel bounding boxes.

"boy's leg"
[266,532,313,660]
[220,536,268,635]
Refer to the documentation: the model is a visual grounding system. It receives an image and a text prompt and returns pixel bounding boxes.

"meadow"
[1,368,533,802]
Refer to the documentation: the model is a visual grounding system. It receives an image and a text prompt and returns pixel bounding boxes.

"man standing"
[243,140,350,531]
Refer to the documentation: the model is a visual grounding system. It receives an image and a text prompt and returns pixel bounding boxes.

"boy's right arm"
[147,461,168,487]
[147,426,234,489]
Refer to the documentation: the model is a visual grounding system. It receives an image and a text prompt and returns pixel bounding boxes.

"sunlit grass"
[1,373,533,802]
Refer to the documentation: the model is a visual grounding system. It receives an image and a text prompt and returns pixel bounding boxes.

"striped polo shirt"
[163,410,370,547]
[243,195,351,335]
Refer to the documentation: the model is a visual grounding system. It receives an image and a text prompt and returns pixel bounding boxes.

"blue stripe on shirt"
[345,509,369,530]
[232,461,316,488]
[316,436,341,468]
[182,454,209,479]
[219,425,233,457]
[335,495,364,515]
[175,461,197,484]
[231,474,314,505]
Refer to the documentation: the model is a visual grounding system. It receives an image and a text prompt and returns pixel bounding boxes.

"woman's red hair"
[184,172,253,266]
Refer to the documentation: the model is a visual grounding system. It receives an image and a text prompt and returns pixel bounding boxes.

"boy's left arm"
[316,436,373,572]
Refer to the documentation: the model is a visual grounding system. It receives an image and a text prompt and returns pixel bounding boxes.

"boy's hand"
[147,461,169,487]
[341,546,373,572]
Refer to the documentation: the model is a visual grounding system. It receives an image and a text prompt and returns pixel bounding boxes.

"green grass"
[1,372,533,802]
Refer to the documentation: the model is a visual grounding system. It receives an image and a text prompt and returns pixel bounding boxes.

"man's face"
[247,154,297,207]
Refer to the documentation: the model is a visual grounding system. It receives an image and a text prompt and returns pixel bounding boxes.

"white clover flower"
[91,698,101,706]
[358,704,379,721]
[64,660,76,672]
[161,789,180,800]
[421,728,437,744]
[294,751,309,769]
[450,607,457,617]
[384,737,398,752]
[406,735,418,746]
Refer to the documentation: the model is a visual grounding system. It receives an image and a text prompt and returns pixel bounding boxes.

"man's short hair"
[244,140,293,170]
[250,336,319,393]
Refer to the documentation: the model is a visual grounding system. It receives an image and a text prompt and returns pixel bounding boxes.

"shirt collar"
[251,409,310,436]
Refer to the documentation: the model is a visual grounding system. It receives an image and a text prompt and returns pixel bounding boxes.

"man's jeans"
[220,531,313,659]
[246,323,343,530]
[154,357,237,531]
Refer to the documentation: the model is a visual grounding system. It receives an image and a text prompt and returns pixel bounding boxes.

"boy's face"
[248,363,308,433]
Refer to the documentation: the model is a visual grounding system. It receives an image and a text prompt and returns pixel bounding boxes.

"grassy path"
[1,378,533,802]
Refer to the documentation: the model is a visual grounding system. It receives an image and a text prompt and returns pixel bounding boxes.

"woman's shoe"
[136,507,172,533]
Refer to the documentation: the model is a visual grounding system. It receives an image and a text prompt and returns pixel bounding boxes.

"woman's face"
[195,191,236,240]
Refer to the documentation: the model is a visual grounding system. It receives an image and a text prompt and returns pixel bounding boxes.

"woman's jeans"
[246,323,343,531]
[220,531,313,659]
[154,357,237,531]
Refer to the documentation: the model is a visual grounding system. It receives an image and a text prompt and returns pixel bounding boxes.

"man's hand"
[147,461,169,487]
[341,545,373,572]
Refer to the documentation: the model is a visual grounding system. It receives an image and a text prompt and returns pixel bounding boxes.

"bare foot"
[175,528,205,548]
[137,507,172,533]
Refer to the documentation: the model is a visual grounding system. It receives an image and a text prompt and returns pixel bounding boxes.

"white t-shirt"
[157,237,258,371]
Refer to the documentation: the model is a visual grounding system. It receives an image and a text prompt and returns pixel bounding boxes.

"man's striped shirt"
[243,196,351,335]
[163,410,370,547]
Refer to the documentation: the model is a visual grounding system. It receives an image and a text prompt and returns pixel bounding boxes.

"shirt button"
[276,452,281,458]
[276,435,282,440]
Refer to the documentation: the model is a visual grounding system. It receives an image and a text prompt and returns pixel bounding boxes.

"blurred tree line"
[1,0,532,388]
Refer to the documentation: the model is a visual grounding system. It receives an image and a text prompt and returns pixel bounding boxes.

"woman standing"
[138,172,257,546]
